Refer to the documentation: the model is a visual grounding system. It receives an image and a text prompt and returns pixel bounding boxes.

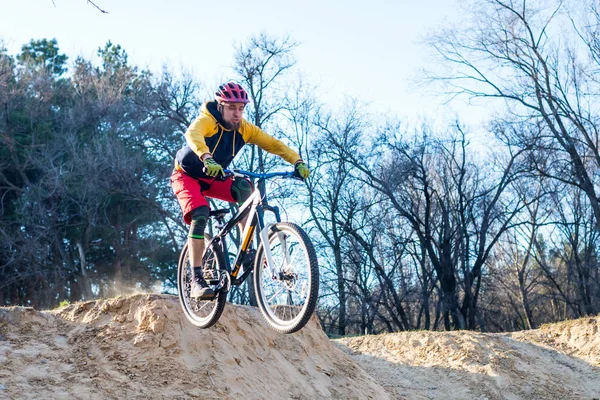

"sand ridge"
[335,320,600,400]
[0,294,387,400]
[2,294,600,399]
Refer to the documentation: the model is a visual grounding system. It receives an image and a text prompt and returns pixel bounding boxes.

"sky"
[0,0,491,128]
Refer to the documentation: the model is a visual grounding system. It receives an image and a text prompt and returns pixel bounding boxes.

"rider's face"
[220,102,245,130]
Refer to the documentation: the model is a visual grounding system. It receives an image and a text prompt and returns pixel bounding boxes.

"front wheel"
[253,222,319,334]
[178,236,228,328]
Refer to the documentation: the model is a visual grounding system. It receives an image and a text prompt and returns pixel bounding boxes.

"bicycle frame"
[178,167,317,333]
[205,170,295,286]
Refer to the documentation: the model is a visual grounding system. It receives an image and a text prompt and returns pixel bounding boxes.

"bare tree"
[544,183,600,316]
[488,181,547,330]
[307,101,365,335]
[427,0,600,230]
[233,33,299,178]
[326,115,528,330]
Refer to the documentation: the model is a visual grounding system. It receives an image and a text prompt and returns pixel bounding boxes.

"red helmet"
[215,82,250,104]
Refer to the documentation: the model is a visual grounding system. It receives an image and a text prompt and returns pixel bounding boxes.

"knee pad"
[230,178,254,204]
[189,206,209,239]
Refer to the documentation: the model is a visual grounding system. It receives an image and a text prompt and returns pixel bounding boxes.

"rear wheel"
[253,222,319,334]
[178,236,229,328]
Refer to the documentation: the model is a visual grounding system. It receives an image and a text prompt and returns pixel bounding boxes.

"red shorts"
[170,170,238,225]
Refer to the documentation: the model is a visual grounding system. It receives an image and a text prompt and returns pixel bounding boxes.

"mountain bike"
[177,169,319,334]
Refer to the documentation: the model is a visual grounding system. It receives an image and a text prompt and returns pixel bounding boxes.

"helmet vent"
[215,81,250,104]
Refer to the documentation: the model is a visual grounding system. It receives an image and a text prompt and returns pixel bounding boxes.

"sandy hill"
[0,294,386,400]
[335,317,600,400]
[1,294,599,400]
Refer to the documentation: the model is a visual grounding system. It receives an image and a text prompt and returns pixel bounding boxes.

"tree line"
[1,0,599,335]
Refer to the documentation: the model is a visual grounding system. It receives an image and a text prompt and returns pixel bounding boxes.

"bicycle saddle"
[209,209,230,218]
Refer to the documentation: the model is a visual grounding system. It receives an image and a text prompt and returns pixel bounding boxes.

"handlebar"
[223,169,298,180]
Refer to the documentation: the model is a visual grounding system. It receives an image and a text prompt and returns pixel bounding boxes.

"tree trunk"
[76,241,93,300]
[334,247,346,336]
[439,270,465,330]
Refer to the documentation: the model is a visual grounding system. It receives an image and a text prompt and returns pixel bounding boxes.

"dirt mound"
[334,326,600,400]
[3,296,600,400]
[0,294,388,400]
[510,316,600,366]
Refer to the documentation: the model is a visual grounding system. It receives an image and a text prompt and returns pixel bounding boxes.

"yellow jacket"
[175,101,301,178]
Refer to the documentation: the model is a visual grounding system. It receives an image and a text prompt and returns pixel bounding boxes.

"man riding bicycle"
[171,82,310,300]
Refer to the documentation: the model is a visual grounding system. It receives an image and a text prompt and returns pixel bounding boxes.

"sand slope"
[2,294,599,400]
[334,318,600,400]
[0,294,387,400]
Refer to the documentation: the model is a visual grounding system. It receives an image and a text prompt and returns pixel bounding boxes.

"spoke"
[278,236,294,265]
[266,243,283,274]
[195,300,213,313]
[262,272,276,287]
[264,281,278,295]
[291,285,307,300]
[267,285,286,303]
[262,266,278,291]
[278,241,303,273]
[291,243,305,263]
[256,227,314,325]
[288,247,304,270]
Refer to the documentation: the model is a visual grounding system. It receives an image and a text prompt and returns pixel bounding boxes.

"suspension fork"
[262,203,293,267]
[256,202,294,278]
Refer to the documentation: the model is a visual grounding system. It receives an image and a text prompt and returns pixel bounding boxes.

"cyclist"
[171,82,310,300]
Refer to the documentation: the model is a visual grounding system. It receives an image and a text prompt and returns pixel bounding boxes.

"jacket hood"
[201,100,227,127]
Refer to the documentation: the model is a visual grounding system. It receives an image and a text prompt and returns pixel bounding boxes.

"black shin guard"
[189,206,209,241]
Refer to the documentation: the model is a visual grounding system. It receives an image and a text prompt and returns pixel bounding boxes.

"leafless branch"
[87,0,108,13]
[48,0,108,13]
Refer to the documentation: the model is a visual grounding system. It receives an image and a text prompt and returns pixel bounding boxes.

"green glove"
[295,161,310,179]
[203,157,224,177]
